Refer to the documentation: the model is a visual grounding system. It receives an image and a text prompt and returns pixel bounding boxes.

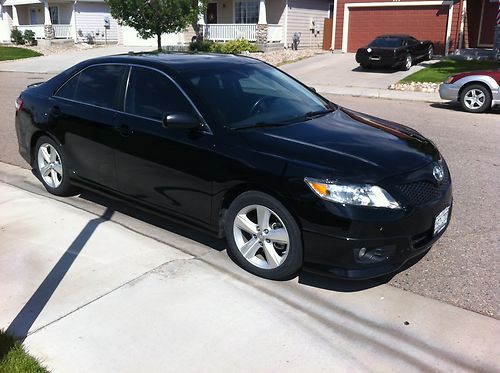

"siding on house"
[287,0,329,49]
[74,1,118,42]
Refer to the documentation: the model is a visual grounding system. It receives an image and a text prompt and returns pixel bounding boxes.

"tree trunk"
[157,33,162,52]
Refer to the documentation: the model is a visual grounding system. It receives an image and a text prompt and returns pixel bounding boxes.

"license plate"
[434,206,450,236]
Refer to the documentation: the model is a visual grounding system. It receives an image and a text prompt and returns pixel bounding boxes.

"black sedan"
[356,35,433,71]
[15,53,452,280]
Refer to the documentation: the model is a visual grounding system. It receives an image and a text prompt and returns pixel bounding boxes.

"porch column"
[12,5,19,27]
[494,2,500,54]
[197,0,205,25]
[258,0,267,24]
[43,0,55,39]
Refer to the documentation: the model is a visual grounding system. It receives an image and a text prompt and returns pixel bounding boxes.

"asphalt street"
[0,70,499,320]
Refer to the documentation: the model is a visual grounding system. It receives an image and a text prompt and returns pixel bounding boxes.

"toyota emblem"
[433,164,444,182]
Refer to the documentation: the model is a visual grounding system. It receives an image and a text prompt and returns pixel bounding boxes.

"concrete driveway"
[281,53,437,99]
[1,164,499,372]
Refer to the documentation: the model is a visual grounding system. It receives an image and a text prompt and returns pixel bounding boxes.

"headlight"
[444,76,454,84]
[304,178,401,209]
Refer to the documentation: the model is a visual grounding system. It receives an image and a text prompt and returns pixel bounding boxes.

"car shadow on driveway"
[6,208,114,340]
[430,102,500,114]
[351,66,400,74]
[77,189,427,294]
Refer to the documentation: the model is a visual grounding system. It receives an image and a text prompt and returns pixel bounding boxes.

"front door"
[114,66,215,225]
[29,8,37,24]
[207,2,218,24]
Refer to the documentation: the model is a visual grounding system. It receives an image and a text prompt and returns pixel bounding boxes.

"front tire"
[224,191,303,280]
[459,84,491,113]
[34,136,78,196]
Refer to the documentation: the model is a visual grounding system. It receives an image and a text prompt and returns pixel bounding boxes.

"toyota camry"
[15,53,452,280]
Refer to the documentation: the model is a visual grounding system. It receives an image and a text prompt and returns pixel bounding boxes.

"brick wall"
[333,0,462,54]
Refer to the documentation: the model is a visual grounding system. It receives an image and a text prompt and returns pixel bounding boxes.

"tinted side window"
[125,67,193,121]
[56,65,127,110]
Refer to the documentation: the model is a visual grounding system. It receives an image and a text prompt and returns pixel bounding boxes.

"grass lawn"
[0,46,42,61]
[401,58,500,83]
[0,330,48,373]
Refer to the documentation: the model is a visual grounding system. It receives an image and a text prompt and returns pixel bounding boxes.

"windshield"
[180,62,334,129]
[369,37,403,48]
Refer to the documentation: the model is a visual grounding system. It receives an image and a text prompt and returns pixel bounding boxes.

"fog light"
[358,247,367,259]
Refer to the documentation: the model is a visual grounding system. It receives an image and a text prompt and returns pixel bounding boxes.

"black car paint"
[15,54,452,279]
[355,35,433,69]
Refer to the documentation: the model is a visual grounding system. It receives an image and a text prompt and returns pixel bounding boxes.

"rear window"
[56,64,128,110]
[369,37,404,48]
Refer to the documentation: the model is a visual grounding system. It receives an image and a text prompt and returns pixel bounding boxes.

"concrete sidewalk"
[0,171,499,372]
[0,45,150,74]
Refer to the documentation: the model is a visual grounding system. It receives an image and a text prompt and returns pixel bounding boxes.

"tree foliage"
[105,0,205,51]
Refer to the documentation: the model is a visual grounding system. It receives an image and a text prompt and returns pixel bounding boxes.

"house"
[120,0,335,50]
[0,0,119,44]
[325,0,500,55]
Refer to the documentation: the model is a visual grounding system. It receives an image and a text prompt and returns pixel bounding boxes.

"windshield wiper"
[234,121,290,130]
[303,108,336,119]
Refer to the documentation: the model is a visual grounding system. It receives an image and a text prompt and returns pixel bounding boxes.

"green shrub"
[23,30,37,46]
[10,29,24,45]
[189,38,258,54]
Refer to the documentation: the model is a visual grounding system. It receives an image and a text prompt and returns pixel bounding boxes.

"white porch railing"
[17,25,44,39]
[204,24,257,42]
[17,24,72,39]
[267,24,283,43]
[53,24,72,39]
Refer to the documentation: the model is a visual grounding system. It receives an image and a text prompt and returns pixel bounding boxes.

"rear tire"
[402,54,412,71]
[425,45,433,61]
[34,136,79,196]
[459,84,491,113]
[224,191,303,280]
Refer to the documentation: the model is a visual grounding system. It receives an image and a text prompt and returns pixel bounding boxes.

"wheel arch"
[458,81,492,99]
[217,183,303,238]
[29,131,60,166]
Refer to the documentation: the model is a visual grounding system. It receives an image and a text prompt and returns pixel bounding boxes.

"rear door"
[52,64,128,189]
[114,66,215,224]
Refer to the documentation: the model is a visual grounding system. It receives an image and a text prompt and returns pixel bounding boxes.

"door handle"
[49,106,61,118]
[114,124,133,137]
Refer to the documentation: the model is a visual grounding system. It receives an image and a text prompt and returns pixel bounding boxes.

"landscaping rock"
[389,81,441,93]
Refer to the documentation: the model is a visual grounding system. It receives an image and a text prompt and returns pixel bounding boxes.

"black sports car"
[355,35,433,71]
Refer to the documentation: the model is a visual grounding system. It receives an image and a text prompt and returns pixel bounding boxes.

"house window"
[49,6,59,24]
[235,1,259,24]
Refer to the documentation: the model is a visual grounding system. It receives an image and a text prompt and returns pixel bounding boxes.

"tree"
[106,0,205,51]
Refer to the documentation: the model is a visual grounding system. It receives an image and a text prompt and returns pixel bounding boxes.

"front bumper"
[439,83,460,101]
[298,169,453,280]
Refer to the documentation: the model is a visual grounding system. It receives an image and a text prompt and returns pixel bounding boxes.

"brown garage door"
[347,6,449,54]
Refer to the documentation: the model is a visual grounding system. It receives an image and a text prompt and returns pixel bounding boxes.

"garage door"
[347,5,449,54]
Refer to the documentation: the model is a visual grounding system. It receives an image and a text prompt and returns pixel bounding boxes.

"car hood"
[451,70,500,83]
[234,108,439,183]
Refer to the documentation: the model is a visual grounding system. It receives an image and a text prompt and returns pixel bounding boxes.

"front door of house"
[29,8,37,24]
[207,2,217,24]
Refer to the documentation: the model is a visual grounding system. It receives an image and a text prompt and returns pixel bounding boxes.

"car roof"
[376,34,412,39]
[82,52,261,73]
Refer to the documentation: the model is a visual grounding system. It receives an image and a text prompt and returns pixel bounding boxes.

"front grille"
[394,170,450,206]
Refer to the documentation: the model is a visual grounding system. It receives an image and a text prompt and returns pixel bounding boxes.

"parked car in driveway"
[15,53,452,281]
[439,70,500,113]
[356,35,433,71]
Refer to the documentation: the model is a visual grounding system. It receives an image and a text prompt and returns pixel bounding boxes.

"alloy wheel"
[428,47,433,60]
[37,143,63,189]
[405,55,412,70]
[233,204,290,270]
[464,89,486,110]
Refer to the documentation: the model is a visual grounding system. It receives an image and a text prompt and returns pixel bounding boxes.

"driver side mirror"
[162,113,201,131]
